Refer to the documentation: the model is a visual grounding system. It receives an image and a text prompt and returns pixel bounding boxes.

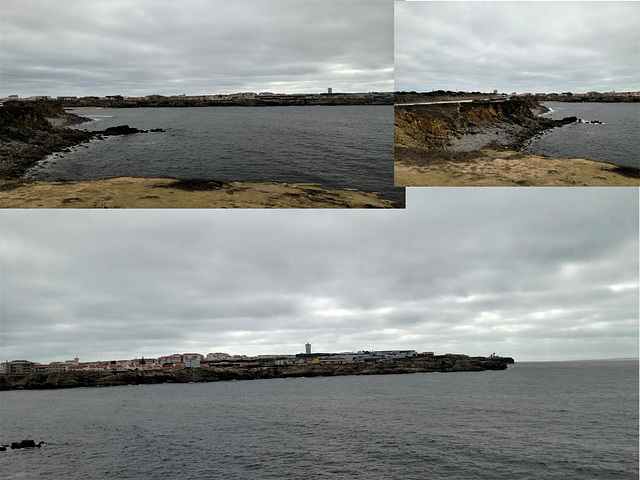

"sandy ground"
[395,149,640,187]
[0,177,403,209]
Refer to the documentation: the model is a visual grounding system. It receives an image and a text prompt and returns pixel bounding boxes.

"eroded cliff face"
[0,100,71,130]
[0,101,93,179]
[394,97,554,150]
[461,97,541,124]
[394,108,453,149]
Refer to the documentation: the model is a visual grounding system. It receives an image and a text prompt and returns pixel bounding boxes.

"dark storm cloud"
[0,0,393,97]
[395,1,640,93]
[1,188,637,363]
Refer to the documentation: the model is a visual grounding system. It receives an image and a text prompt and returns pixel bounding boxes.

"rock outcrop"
[0,355,513,391]
[0,101,95,179]
[0,439,43,451]
[0,101,165,179]
[101,125,166,136]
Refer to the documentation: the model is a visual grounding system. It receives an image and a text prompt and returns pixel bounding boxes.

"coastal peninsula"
[394,94,639,186]
[0,354,514,391]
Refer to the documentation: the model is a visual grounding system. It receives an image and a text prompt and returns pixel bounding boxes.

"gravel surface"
[449,121,521,151]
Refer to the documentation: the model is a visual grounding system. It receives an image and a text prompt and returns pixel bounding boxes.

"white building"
[182,353,203,368]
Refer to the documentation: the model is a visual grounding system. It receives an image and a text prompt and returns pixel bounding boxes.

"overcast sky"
[1,188,637,364]
[396,1,640,94]
[0,0,393,97]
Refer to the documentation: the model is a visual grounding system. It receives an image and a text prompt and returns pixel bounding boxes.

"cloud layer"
[0,0,393,97]
[1,188,637,363]
[395,1,640,93]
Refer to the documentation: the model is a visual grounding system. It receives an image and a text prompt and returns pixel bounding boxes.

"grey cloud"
[1,0,392,97]
[395,1,640,93]
[1,188,637,363]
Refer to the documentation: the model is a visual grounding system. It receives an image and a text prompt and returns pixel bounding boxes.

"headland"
[394,93,639,186]
[0,354,514,391]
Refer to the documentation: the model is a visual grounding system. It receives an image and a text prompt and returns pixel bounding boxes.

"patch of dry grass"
[395,149,640,187]
[395,146,487,166]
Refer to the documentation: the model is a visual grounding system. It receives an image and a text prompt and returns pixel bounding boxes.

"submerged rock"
[99,125,165,136]
[7,439,42,449]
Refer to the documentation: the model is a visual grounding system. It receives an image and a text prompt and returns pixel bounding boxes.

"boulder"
[560,116,578,125]
[101,125,145,135]
[9,439,40,449]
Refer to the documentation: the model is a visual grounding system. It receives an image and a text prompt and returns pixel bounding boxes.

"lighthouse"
[305,343,311,354]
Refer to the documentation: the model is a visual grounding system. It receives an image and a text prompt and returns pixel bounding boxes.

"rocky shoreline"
[395,96,577,152]
[394,97,639,186]
[0,355,513,391]
[0,101,96,179]
[0,101,170,179]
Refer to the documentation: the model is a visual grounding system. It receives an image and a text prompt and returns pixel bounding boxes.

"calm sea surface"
[24,105,403,203]
[524,102,639,168]
[1,360,637,479]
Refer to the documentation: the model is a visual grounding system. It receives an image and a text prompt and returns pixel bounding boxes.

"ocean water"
[1,360,637,479]
[24,105,403,203]
[524,102,639,168]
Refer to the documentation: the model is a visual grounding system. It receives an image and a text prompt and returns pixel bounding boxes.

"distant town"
[504,91,639,101]
[2,89,636,108]
[0,88,394,107]
[502,90,639,99]
[1,344,443,375]
[394,89,640,104]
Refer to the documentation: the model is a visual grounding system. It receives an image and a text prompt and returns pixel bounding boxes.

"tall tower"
[328,87,332,94]
[305,343,311,354]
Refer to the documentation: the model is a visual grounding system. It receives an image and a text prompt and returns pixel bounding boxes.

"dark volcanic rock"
[8,439,40,449]
[98,125,166,135]
[101,125,145,135]
[560,116,578,125]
